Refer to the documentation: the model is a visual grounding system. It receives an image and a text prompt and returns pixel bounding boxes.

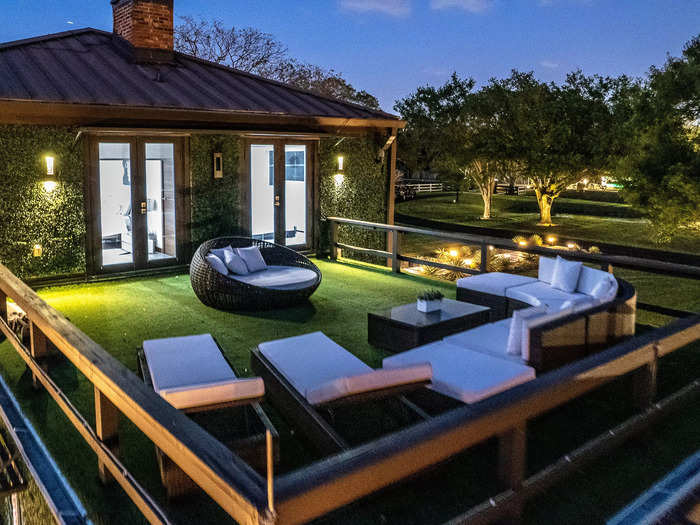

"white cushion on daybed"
[144,334,265,410]
[456,272,538,296]
[383,341,535,404]
[230,265,317,290]
[505,281,588,311]
[258,332,431,406]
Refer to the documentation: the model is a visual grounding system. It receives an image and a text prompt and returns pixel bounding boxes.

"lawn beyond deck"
[0,259,697,524]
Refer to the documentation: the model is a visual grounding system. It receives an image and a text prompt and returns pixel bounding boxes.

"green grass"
[0,259,697,524]
[397,193,700,254]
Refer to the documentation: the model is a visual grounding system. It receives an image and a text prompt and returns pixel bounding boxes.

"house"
[0,0,403,280]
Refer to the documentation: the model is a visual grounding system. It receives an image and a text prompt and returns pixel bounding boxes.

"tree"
[497,71,619,225]
[615,35,700,242]
[174,16,380,110]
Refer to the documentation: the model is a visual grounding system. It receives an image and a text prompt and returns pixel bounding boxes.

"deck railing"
[0,219,699,524]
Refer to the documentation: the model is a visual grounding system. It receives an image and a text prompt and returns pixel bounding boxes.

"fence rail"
[396,182,444,193]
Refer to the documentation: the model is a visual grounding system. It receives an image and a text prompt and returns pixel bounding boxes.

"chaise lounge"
[190,237,322,311]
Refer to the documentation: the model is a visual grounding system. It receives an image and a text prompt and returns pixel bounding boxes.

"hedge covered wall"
[189,135,244,250]
[318,135,388,259]
[0,125,85,279]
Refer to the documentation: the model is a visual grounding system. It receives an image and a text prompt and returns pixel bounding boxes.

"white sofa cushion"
[505,281,588,311]
[206,253,228,276]
[443,319,522,363]
[236,246,268,273]
[591,277,618,303]
[538,256,557,284]
[223,249,249,275]
[305,364,432,406]
[507,306,547,356]
[551,256,583,293]
[456,272,537,296]
[230,265,317,290]
[209,246,230,261]
[383,341,535,404]
[143,334,265,410]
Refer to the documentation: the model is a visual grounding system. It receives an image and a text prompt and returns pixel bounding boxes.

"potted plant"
[416,289,444,313]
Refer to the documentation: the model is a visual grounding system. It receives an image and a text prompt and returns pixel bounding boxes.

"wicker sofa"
[190,237,322,311]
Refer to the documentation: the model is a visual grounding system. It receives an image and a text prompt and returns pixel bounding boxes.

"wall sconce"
[337,156,345,172]
[213,152,223,179]
[43,155,58,192]
[33,244,43,257]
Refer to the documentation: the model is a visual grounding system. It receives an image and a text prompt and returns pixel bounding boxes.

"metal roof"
[0,28,400,123]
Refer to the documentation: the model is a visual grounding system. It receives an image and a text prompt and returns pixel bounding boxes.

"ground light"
[547,236,557,244]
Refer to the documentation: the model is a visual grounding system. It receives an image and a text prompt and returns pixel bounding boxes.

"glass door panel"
[284,145,306,246]
[145,143,177,262]
[250,144,276,241]
[98,143,133,267]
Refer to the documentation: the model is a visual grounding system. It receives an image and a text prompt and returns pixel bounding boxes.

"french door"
[248,140,314,248]
[92,137,185,272]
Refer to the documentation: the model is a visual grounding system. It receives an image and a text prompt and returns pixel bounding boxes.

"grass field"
[397,193,700,255]
[0,259,697,524]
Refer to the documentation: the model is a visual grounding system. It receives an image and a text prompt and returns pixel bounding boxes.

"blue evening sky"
[1,0,699,112]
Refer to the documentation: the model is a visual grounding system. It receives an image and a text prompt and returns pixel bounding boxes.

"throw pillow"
[551,256,583,293]
[506,306,547,356]
[591,277,616,302]
[206,253,228,276]
[538,256,557,284]
[236,246,268,273]
[223,250,249,275]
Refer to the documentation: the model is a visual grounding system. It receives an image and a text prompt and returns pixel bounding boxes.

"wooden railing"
[396,182,444,193]
[0,263,269,525]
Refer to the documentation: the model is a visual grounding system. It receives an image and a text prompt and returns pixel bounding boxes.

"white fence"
[397,182,444,193]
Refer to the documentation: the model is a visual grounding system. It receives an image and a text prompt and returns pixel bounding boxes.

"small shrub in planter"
[417,289,444,313]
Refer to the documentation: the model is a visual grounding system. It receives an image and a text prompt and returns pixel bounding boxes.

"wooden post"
[95,386,120,484]
[391,229,400,273]
[330,221,339,260]
[602,263,613,273]
[385,129,398,268]
[632,344,659,411]
[0,291,6,323]
[29,321,48,390]
[480,242,490,274]
[498,422,527,523]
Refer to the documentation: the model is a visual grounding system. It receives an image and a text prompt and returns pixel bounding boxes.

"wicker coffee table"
[368,299,491,353]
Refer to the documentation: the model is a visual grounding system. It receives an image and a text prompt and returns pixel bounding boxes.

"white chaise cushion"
[551,256,583,293]
[236,246,268,273]
[505,281,588,311]
[305,364,432,406]
[443,319,520,363]
[383,342,535,404]
[206,254,229,276]
[507,306,547,356]
[230,266,317,290]
[538,256,557,284]
[143,334,265,410]
[456,272,537,296]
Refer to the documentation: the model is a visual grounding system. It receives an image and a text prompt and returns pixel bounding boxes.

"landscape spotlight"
[567,242,576,249]
[449,249,459,257]
[547,236,557,244]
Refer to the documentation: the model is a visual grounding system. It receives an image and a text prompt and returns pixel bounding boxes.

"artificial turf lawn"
[397,193,700,255]
[0,258,697,524]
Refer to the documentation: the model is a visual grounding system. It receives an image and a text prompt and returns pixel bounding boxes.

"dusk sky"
[2,0,699,112]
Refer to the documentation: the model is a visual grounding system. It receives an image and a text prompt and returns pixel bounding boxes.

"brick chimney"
[112,0,174,61]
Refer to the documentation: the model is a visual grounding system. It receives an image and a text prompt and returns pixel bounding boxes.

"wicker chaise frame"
[190,237,322,311]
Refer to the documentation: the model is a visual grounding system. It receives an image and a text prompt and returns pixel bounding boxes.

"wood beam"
[95,386,121,484]
[498,423,527,524]
[29,321,48,390]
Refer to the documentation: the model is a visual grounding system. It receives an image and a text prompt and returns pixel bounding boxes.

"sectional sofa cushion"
[505,281,588,311]
[223,249,249,275]
[551,256,583,293]
[231,266,318,290]
[383,341,535,404]
[443,319,522,363]
[538,256,557,284]
[456,272,538,296]
[591,277,618,302]
[206,253,229,276]
[507,306,547,356]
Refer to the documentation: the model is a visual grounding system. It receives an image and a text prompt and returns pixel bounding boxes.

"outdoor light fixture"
[334,173,345,186]
[213,152,223,179]
[547,236,557,244]
[518,240,528,247]
[464,258,473,267]
[449,249,459,257]
[567,242,576,249]
[43,155,58,192]
[33,244,43,257]
[337,156,345,172]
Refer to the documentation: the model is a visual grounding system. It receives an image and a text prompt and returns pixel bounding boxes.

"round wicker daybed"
[190,237,322,311]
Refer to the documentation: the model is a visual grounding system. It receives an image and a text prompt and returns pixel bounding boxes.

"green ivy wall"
[318,135,389,259]
[0,125,86,279]
[189,135,243,250]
